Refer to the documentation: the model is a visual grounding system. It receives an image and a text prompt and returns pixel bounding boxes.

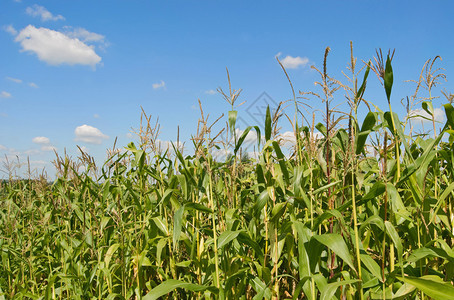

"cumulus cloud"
[15,25,102,67]
[75,125,109,144]
[0,91,12,98]
[4,25,17,36]
[276,53,309,69]
[205,89,216,95]
[26,5,65,22]
[152,80,166,90]
[6,76,22,83]
[29,82,39,88]
[408,107,445,123]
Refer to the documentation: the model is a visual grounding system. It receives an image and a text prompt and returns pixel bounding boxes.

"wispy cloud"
[4,25,17,36]
[75,125,109,144]
[205,89,216,95]
[276,53,309,69]
[152,80,166,90]
[0,91,12,98]
[32,136,57,151]
[32,136,50,145]
[64,26,106,43]
[15,25,102,67]
[6,76,22,83]
[29,82,39,88]
[26,5,65,22]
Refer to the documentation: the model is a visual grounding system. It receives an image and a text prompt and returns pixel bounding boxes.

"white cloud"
[15,25,102,67]
[276,53,309,69]
[276,131,323,147]
[64,27,106,43]
[211,148,232,160]
[4,25,17,36]
[93,113,100,118]
[6,76,22,83]
[26,5,65,22]
[32,136,50,145]
[205,89,216,95]
[32,136,56,151]
[235,128,262,146]
[0,91,12,98]
[0,145,7,151]
[41,145,57,151]
[155,139,184,153]
[23,149,41,155]
[75,125,109,144]
[29,82,39,88]
[408,107,445,123]
[152,80,166,90]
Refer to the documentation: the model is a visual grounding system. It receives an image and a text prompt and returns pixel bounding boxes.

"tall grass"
[1,46,454,299]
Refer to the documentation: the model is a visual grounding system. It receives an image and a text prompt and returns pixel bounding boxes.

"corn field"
[2,46,454,299]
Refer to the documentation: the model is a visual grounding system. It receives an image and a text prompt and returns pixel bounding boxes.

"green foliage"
[1,48,454,299]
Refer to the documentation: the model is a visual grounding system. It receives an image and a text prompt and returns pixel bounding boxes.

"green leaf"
[444,103,454,129]
[398,276,454,300]
[105,243,120,269]
[234,127,252,154]
[143,279,217,300]
[384,54,393,102]
[356,112,377,155]
[152,217,170,236]
[265,105,271,141]
[356,62,370,101]
[272,141,289,184]
[313,233,356,271]
[228,110,238,137]
[217,230,242,249]
[384,221,403,275]
[407,247,453,264]
[312,209,344,231]
[360,253,383,282]
[270,202,287,223]
[253,189,269,217]
[185,202,212,213]
[320,279,360,300]
[422,101,434,117]
[173,206,184,249]
[361,181,386,201]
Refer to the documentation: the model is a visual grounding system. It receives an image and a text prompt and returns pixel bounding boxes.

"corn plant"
[1,46,454,299]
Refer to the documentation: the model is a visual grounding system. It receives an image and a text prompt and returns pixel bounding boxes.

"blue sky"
[1,0,453,178]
